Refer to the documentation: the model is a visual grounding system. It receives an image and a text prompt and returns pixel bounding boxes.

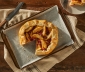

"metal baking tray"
[1,5,74,69]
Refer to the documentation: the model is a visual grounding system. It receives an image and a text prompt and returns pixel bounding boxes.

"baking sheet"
[3,5,74,68]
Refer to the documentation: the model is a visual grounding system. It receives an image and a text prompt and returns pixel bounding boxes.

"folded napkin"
[0,9,85,72]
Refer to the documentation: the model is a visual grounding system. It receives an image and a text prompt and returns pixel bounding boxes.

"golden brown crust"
[19,20,58,55]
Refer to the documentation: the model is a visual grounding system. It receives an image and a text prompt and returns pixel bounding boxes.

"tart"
[69,0,85,5]
[19,20,58,55]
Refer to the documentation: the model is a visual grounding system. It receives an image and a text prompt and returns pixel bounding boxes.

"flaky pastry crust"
[19,20,58,55]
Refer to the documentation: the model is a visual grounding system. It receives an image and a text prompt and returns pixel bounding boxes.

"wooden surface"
[0,0,85,72]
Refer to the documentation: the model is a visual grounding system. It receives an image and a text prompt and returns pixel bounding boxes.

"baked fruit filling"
[19,20,58,55]
[25,25,51,51]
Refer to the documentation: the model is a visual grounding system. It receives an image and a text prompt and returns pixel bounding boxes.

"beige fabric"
[0,9,85,72]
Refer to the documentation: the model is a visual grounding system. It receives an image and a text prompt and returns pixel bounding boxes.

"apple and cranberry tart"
[19,20,58,55]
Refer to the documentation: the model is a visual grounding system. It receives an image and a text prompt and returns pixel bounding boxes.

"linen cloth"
[0,9,85,72]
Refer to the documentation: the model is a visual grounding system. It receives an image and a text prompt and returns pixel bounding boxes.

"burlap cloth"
[0,9,85,72]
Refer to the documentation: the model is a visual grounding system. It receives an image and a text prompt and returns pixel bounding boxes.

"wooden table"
[0,0,85,72]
